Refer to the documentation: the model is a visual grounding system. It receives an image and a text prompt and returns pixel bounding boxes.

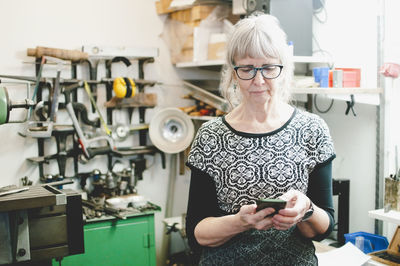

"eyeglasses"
[234,64,283,80]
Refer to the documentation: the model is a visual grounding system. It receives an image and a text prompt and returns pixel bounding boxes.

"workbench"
[53,206,160,266]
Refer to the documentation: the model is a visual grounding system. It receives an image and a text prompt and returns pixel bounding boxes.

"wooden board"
[104,93,157,108]
[369,226,400,265]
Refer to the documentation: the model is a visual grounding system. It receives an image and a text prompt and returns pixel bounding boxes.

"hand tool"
[0,87,35,125]
[63,83,116,160]
[81,59,98,113]
[83,81,111,136]
[82,199,126,219]
[0,185,29,197]
[112,123,149,142]
[29,56,46,117]
[72,102,100,127]
[27,46,88,62]
[25,57,67,138]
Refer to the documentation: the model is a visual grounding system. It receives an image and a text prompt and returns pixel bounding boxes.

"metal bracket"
[15,210,30,262]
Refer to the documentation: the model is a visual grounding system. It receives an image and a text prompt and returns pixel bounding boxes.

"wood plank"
[104,93,157,108]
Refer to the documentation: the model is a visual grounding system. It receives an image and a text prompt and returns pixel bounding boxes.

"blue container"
[313,67,321,82]
[313,67,330,87]
[344,231,389,254]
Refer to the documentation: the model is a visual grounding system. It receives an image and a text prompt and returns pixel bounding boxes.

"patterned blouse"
[187,108,335,214]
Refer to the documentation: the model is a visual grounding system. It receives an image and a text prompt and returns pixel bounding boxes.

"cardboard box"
[170,5,215,23]
[384,177,400,211]
[369,226,400,265]
[155,0,173,14]
[207,33,226,60]
[335,68,361,87]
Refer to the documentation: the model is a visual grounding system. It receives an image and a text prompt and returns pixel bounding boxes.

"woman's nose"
[253,70,265,84]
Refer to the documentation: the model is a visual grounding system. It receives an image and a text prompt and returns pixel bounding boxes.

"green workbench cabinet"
[53,211,157,266]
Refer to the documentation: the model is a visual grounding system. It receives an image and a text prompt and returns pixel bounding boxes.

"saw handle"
[27,46,88,62]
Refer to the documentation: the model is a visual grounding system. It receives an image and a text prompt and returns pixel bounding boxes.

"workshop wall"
[0,0,192,265]
[1,0,400,263]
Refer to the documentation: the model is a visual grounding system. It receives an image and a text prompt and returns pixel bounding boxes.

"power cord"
[314,94,334,113]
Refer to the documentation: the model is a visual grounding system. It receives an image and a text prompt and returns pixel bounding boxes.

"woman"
[186,13,335,265]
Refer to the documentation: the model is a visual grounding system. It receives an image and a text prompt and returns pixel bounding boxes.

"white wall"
[312,0,400,236]
[312,0,379,234]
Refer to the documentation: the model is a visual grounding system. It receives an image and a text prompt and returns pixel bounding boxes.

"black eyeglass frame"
[233,64,284,80]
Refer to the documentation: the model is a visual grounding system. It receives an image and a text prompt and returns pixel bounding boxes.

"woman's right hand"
[236,204,276,230]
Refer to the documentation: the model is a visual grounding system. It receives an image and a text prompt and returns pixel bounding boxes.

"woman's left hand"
[271,189,311,230]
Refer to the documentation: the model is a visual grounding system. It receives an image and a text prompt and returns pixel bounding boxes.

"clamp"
[345,94,356,116]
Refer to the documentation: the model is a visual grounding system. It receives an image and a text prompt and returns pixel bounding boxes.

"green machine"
[0,86,34,125]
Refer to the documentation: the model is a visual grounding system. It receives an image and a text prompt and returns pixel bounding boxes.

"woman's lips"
[249,90,266,94]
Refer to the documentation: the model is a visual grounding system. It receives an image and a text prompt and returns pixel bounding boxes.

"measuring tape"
[83,81,111,136]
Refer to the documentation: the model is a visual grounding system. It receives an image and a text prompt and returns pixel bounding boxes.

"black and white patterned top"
[187,108,335,214]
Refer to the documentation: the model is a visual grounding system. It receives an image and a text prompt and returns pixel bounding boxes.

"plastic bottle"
[288,41,294,57]
[355,236,365,252]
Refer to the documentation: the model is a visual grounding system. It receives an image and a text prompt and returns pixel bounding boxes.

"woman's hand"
[271,190,311,230]
[236,204,276,231]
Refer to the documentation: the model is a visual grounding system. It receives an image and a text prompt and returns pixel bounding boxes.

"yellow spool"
[113,77,136,98]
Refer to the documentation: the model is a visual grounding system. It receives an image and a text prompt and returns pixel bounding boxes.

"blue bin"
[344,231,389,254]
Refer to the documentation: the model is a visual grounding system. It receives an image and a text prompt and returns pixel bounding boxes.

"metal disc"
[149,108,194,154]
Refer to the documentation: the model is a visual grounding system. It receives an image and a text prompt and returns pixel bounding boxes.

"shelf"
[292,88,383,106]
[176,59,225,68]
[292,88,383,94]
[368,209,400,224]
[175,56,330,68]
[293,56,330,64]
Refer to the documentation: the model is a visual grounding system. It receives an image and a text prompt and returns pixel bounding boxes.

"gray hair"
[220,13,294,109]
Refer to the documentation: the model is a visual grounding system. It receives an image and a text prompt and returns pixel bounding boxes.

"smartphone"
[256,198,287,216]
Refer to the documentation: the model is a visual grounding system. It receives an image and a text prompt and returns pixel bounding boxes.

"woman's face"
[234,56,281,105]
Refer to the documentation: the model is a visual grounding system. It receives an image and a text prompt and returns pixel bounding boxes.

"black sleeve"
[185,166,219,251]
[306,158,335,241]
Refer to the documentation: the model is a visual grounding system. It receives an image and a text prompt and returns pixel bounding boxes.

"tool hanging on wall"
[105,57,132,125]
[149,107,195,154]
[81,59,99,113]
[113,77,136,99]
[26,57,67,138]
[64,84,116,161]
[29,56,46,117]
[112,123,149,142]
[0,86,35,125]
[83,81,111,136]
[27,46,89,62]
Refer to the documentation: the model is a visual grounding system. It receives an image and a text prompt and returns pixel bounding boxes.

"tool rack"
[28,47,164,186]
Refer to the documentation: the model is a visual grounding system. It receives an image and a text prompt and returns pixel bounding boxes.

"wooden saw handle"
[27,46,89,61]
